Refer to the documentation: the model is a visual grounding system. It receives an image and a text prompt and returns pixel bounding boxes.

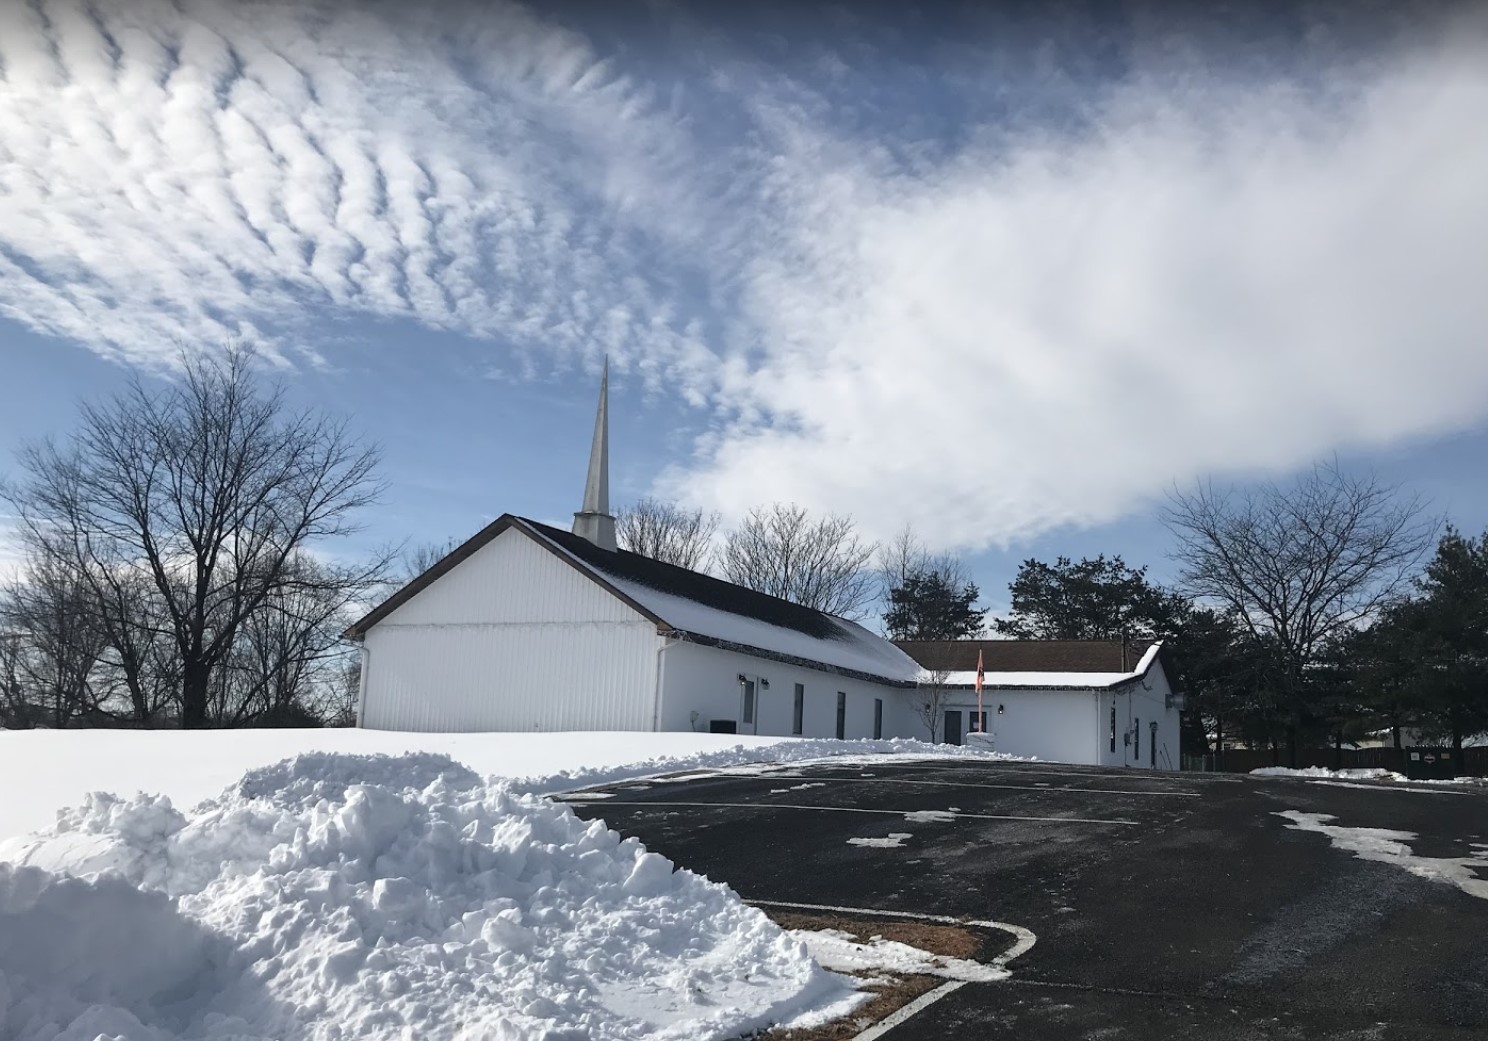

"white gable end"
[379,527,647,628]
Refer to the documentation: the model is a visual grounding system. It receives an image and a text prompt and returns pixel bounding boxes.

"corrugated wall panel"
[362,621,659,732]
[382,527,639,628]
[358,525,664,732]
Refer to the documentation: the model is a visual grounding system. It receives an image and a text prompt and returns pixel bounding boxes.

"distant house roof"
[894,638,1164,690]
[346,515,920,687]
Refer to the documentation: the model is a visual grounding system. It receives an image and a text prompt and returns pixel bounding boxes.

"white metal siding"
[1121,660,1180,770]
[379,527,640,627]
[656,640,915,739]
[944,691,1098,763]
[360,528,658,732]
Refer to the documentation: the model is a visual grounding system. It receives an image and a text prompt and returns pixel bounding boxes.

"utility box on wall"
[1402,747,1458,780]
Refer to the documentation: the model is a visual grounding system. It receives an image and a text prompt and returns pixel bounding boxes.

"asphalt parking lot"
[563,758,1488,1040]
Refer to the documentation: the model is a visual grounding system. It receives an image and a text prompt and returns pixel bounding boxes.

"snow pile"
[795,929,1008,983]
[0,729,1020,843]
[1252,766,1488,786]
[0,752,862,1041]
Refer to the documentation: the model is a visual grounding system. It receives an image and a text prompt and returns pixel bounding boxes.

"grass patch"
[760,909,994,1039]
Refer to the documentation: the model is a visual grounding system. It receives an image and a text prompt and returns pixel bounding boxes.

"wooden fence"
[1184,745,1488,776]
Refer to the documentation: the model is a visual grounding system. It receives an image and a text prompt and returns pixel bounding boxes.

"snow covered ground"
[0,728,1012,843]
[0,730,1015,1040]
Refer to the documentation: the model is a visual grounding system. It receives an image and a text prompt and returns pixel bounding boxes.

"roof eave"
[342,513,524,640]
[342,513,672,640]
[667,628,918,689]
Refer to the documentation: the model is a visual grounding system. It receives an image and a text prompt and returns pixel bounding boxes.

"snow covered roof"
[346,514,920,687]
[904,641,1166,690]
[522,519,920,686]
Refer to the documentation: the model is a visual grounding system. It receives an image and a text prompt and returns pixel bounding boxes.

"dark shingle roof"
[347,515,928,687]
[894,639,1156,673]
[520,518,844,641]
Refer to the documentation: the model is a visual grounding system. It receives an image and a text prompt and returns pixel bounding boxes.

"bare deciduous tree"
[906,667,952,742]
[876,524,971,603]
[0,560,107,727]
[401,537,461,584]
[719,504,878,618]
[1163,461,1437,760]
[616,498,720,571]
[216,551,385,727]
[5,346,388,728]
[0,627,24,727]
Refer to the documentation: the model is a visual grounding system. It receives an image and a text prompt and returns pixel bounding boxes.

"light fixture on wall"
[759,678,769,689]
[997,704,1005,715]
[737,674,747,684]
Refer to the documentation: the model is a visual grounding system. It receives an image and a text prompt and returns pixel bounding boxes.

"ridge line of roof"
[507,517,669,629]
[517,515,866,628]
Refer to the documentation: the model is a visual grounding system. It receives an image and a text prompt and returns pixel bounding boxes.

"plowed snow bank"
[0,753,862,1041]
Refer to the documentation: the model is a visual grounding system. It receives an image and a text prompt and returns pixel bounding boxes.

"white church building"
[346,366,1181,768]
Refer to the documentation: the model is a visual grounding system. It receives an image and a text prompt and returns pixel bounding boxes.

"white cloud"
[4,3,1488,552]
[663,12,1488,550]
[0,0,717,380]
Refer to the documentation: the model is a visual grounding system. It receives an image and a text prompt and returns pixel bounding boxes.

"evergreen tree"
[884,570,987,641]
[1375,528,1488,752]
[994,555,1186,641]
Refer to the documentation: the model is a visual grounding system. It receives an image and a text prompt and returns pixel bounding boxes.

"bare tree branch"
[4,344,389,728]
[616,499,720,571]
[906,667,951,742]
[1163,461,1437,760]
[718,504,879,619]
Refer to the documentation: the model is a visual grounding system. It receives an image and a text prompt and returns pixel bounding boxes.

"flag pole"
[975,648,984,733]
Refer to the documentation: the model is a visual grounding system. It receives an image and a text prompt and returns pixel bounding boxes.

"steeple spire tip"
[572,356,617,551]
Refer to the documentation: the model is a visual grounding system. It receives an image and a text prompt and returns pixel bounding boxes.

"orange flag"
[975,649,984,732]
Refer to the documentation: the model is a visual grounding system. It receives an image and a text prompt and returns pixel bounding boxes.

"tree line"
[1,349,387,729]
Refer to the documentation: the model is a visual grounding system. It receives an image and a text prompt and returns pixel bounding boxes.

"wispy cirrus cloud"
[4,1,1488,552]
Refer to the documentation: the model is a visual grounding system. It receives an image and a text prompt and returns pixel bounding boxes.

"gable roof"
[895,638,1165,690]
[346,514,919,686]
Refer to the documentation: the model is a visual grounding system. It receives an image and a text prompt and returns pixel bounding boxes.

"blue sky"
[2,0,1487,614]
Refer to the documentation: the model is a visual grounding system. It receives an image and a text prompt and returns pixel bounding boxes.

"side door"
[740,678,758,735]
[943,709,962,745]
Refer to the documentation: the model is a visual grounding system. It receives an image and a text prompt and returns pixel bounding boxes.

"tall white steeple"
[572,357,618,551]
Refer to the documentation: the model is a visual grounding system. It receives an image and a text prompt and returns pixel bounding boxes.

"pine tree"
[884,571,986,641]
[1377,528,1488,753]
[994,555,1186,641]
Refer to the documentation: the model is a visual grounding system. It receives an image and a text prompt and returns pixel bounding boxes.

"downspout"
[355,642,370,729]
[651,634,674,732]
